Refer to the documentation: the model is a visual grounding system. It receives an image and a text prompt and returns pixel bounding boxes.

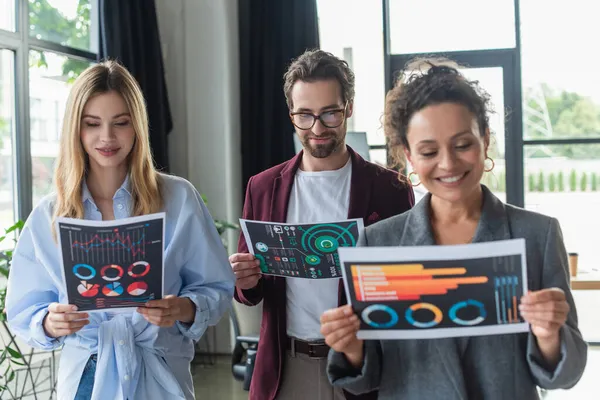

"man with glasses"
[230,49,414,400]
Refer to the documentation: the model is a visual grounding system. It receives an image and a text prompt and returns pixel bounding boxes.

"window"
[520,0,600,273]
[0,0,16,32]
[388,0,516,54]
[317,0,387,166]
[0,49,15,248]
[521,0,600,141]
[0,0,97,227]
[30,50,91,204]
[524,144,600,270]
[29,0,97,52]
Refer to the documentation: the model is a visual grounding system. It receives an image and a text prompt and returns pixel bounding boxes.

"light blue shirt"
[6,173,235,399]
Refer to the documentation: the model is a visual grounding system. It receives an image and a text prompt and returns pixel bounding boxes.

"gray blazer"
[327,186,587,400]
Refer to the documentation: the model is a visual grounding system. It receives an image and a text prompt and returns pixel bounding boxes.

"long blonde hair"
[52,60,163,230]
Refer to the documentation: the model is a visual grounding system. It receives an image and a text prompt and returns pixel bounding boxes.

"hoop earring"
[484,157,495,172]
[408,171,421,187]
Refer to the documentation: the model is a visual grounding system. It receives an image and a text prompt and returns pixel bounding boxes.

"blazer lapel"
[472,185,511,243]
[400,193,436,246]
[269,151,303,223]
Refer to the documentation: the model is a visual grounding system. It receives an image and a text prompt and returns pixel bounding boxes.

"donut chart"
[315,236,339,253]
[73,264,96,280]
[449,300,486,326]
[405,303,443,328]
[362,304,399,328]
[102,282,124,296]
[127,281,148,296]
[100,264,124,282]
[128,261,150,278]
[301,223,358,256]
[305,255,321,265]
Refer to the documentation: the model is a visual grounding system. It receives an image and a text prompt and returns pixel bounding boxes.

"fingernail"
[71,306,77,311]
[343,307,352,316]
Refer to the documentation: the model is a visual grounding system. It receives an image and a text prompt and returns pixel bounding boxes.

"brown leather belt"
[286,336,330,359]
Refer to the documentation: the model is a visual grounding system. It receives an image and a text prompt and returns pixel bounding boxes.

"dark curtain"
[238,0,320,191]
[98,0,172,172]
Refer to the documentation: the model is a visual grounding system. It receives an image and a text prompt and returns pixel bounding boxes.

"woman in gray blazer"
[320,60,587,399]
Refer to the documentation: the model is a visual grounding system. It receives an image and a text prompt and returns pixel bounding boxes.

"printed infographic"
[339,239,529,339]
[56,213,165,312]
[240,218,363,279]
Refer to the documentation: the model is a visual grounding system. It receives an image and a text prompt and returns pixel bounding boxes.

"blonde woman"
[5,61,235,400]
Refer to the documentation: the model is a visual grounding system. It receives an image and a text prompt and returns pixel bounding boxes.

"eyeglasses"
[289,103,348,130]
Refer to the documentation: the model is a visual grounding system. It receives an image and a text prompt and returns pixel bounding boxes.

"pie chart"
[127,281,148,296]
[77,281,99,297]
[102,282,124,297]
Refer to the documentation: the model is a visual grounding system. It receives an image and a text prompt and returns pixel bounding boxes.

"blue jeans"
[74,355,96,400]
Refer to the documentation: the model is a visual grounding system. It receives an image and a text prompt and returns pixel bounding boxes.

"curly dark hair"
[384,57,494,169]
[283,49,355,109]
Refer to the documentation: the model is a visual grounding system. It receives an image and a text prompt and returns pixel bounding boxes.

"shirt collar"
[82,174,132,204]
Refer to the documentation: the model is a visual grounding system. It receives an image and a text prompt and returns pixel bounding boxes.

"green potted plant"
[0,221,25,392]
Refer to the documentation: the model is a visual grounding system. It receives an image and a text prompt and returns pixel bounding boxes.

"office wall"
[155,0,242,354]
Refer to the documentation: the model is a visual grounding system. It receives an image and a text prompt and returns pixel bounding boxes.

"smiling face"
[289,79,353,159]
[80,90,136,174]
[404,102,489,204]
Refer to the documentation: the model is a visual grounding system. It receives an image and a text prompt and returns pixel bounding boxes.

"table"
[570,273,600,346]
[571,273,600,291]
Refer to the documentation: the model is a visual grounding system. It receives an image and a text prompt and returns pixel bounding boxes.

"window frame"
[380,0,600,208]
[0,0,98,222]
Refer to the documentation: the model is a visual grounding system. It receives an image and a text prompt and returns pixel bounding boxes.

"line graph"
[69,225,151,264]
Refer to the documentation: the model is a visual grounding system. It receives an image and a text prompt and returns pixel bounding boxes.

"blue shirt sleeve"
[5,213,65,350]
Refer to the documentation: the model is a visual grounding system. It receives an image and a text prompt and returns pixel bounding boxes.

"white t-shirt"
[285,158,352,340]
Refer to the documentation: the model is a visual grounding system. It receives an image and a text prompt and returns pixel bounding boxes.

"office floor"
[192,349,599,400]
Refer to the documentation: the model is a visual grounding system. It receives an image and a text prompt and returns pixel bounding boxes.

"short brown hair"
[283,49,355,109]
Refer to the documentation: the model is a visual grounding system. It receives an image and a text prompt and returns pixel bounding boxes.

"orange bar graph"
[352,264,488,302]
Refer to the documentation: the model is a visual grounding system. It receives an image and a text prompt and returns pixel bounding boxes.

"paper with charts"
[239,218,364,279]
[338,239,529,340]
[56,213,165,312]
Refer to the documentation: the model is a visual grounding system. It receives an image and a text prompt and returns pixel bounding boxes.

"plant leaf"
[6,347,22,359]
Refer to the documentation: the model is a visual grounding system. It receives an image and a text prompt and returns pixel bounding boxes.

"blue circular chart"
[449,299,486,326]
[73,264,96,280]
[256,242,269,253]
[405,303,443,328]
[361,304,399,329]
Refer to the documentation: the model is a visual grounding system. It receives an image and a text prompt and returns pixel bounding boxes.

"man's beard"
[300,132,343,158]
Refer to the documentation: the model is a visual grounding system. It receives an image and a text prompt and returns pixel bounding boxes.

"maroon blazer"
[235,147,415,400]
